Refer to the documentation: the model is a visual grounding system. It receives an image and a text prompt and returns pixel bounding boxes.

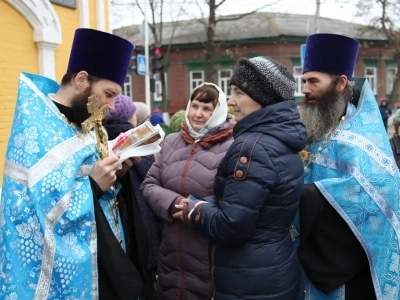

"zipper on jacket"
[178,142,197,300]
[178,222,185,300]
[180,143,197,195]
[211,244,216,300]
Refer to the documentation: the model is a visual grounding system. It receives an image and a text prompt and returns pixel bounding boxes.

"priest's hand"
[90,156,119,191]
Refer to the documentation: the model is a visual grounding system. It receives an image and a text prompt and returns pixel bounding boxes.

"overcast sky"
[111,0,363,30]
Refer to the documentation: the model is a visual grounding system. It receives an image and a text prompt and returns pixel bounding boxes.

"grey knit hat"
[133,101,150,125]
[229,56,296,106]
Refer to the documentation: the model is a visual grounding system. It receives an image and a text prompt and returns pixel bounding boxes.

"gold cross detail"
[299,149,310,162]
[81,94,110,159]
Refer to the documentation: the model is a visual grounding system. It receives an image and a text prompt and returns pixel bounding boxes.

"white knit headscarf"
[184,82,228,141]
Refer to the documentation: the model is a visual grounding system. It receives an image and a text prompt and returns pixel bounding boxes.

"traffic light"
[150,44,163,75]
[131,45,145,75]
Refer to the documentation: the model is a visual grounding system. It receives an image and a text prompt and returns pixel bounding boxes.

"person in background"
[0,28,143,299]
[227,105,235,119]
[106,94,137,126]
[296,33,400,299]
[389,110,400,168]
[150,106,166,126]
[169,110,185,133]
[141,83,234,300]
[187,57,306,300]
[379,99,392,132]
[134,101,151,126]
[102,95,160,299]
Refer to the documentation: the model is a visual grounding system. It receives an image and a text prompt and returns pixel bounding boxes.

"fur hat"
[229,56,296,106]
[133,102,150,125]
[107,95,136,121]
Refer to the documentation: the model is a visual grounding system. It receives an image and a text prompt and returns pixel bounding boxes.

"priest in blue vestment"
[295,33,400,300]
[0,29,144,299]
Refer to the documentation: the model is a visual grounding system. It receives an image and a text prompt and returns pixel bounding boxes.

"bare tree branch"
[216,1,280,24]
[193,0,207,26]
[132,0,188,112]
[134,0,145,15]
[149,0,158,42]
[166,5,185,60]
[133,0,156,39]
[215,0,227,9]
[357,0,400,107]
[159,0,164,42]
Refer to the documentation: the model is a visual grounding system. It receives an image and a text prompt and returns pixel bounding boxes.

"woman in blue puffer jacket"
[182,56,307,299]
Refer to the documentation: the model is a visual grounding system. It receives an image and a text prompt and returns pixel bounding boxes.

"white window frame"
[218,68,233,99]
[365,66,377,94]
[293,66,303,96]
[189,71,204,92]
[123,74,132,98]
[386,67,398,95]
[154,73,167,102]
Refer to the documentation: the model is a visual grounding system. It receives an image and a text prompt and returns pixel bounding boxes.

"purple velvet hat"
[67,29,134,87]
[303,33,360,79]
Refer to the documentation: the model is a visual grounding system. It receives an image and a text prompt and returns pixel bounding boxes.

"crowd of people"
[0,28,400,300]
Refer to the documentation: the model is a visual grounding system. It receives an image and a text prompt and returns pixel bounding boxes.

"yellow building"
[0,0,112,184]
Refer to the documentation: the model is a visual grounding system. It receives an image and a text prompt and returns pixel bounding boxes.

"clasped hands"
[90,155,141,191]
[172,198,207,222]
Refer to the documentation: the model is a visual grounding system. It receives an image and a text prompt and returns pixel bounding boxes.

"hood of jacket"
[233,100,307,152]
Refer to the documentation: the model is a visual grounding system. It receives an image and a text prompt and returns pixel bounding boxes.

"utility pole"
[314,0,321,33]
[144,0,151,112]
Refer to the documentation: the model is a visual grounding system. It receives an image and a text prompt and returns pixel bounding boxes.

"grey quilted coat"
[140,118,234,300]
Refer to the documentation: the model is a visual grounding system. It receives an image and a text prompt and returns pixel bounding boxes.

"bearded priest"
[295,33,400,300]
[0,29,144,300]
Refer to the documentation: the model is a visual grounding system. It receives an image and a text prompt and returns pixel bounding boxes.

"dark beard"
[299,83,347,144]
[70,86,92,129]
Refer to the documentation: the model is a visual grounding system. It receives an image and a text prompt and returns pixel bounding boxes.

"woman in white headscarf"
[141,83,234,300]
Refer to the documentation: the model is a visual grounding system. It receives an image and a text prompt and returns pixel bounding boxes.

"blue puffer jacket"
[190,100,307,300]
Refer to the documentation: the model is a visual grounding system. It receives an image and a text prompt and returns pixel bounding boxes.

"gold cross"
[299,149,310,162]
[81,94,110,159]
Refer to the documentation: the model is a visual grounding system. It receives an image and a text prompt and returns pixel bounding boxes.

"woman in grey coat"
[140,83,234,300]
